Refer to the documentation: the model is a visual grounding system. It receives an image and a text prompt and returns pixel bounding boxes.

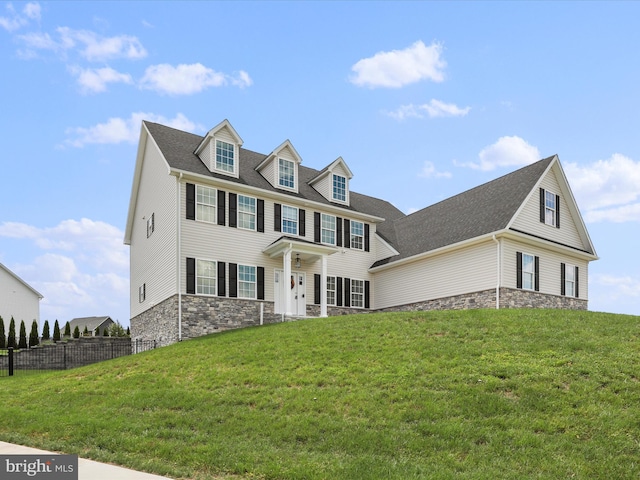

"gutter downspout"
[177,173,183,341]
[492,235,500,309]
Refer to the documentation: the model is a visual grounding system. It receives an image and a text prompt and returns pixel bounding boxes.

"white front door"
[275,270,306,316]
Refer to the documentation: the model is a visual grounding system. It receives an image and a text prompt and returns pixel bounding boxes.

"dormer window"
[333,174,347,202]
[216,140,235,173]
[278,158,295,189]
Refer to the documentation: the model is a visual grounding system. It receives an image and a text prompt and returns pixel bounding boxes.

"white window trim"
[138,283,146,303]
[350,220,364,251]
[326,275,336,306]
[321,213,336,246]
[238,264,257,299]
[237,194,257,231]
[277,157,297,192]
[146,213,154,238]
[522,253,535,291]
[281,204,298,236]
[196,258,217,296]
[565,263,576,298]
[544,190,557,227]
[196,185,217,224]
[332,173,348,204]
[351,278,365,309]
[214,139,237,176]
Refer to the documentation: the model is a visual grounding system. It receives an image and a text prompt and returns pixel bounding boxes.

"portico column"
[283,247,292,316]
[320,254,328,317]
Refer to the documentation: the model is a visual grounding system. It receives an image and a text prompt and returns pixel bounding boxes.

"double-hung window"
[196,259,216,295]
[565,264,576,297]
[326,276,336,306]
[282,205,298,235]
[351,279,365,308]
[321,214,336,245]
[238,265,256,299]
[196,185,216,223]
[351,220,364,250]
[545,191,557,227]
[333,174,346,202]
[278,158,295,189]
[216,140,235,173]
[522,253,535,290]
[238,195,256,230]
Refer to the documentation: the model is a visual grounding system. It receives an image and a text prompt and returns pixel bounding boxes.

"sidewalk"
[0,441,173,480]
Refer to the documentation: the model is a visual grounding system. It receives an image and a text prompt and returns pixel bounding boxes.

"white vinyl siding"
[501,238,588,299]
[511,168,584,249]
[374,241,497,310]
[197,126,239,177]
[0,266,41,329]
[311,163,350,205]
[129,137,178,319]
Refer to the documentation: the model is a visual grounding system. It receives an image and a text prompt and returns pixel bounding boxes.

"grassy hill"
[1,309,639,479]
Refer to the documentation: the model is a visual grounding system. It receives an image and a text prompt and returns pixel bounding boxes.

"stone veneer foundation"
[132,288,586,346]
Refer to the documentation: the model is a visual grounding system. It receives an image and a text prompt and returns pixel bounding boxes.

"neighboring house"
[125,119,598,346]
[68,316,115,336]
[0,262,42,331]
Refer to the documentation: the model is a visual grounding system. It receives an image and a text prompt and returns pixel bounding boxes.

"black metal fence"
[0,338,158,377]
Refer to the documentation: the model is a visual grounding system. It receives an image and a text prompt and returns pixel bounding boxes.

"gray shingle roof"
[144,120,405,222]
[69,316,114,332]
[371,156,556,267]
[144,121,569,268]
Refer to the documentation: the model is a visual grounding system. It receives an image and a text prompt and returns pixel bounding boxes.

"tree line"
[0,316,130,349]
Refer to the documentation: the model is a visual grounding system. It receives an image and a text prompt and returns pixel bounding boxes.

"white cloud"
[69,66,134,94]
[386,99,470,120]
[456,136,540,171]
[0,2,39,32]
[0,218,130,323]
[592,273,640,299]
[17,26,147,61]
[64,112,201,147]
[140,63,252,95]
[564,154,640,223]
[350,40,446,88]
[419,161,452,179]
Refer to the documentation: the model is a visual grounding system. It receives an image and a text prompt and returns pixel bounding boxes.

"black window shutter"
[257,266,265,300]
[344,278,351,307]
[186,257,195,294]
[299,209,306,237]
[561,263,566,296]
[229,193,237,228]
[186,183,195,220]
[274,203,281,232]
[575,266,579,298]
[257,199,265,232]
[217,190,226,226]
[534,256,540,292]
[336,217,342,247]
[314,274,321,305]
[218,262,226,297]
[516,252,523,289]
[364,224,370,252]
[336,277,343,306]
[229,263,238,298]
[314,212,321,243]
[344,219,351,249]
[365,280,370,309]
[539,188,545,223]
[555,194,561,229]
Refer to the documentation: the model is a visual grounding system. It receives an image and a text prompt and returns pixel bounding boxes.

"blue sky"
[1,1,639,327]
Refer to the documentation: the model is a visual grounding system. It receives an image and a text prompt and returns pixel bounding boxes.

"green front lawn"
[1,309,639,479]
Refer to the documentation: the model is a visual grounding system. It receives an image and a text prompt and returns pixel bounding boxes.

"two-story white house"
[124,119,597,346]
